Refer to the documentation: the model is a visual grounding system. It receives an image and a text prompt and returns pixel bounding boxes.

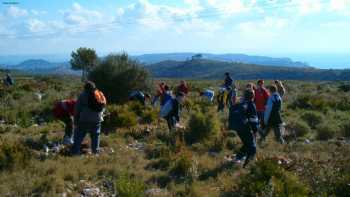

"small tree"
[89,53,151,103]
[70,47,98,81]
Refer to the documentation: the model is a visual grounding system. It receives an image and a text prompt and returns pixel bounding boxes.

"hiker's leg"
[274,124,285,144]
[71,124,87,155]
[236,129,249,160]
[90,123,101,154]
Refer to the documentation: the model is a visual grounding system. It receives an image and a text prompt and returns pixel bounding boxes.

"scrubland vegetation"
[1,66,350,196]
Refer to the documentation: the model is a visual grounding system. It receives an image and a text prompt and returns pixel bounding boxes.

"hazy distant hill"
[135,53,309,68]
[147,59,350,80]
[1,59,79,75]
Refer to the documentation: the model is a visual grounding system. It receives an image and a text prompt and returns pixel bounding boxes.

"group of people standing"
[53,73,286,164]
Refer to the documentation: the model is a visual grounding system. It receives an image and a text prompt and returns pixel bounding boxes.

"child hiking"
[261,85,285,144]
[229,89,259,167]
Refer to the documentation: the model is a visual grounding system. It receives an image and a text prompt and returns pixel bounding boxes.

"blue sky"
[0,0,350,68]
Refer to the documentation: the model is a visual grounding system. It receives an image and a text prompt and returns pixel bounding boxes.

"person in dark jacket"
[261,85,285,144]
[232,89,259,167]
[3,74,14,86]
[53,99,77,145]
[165,92,185,131]
[129,90,150,105]
[72,81,105,155]
[152,82,165,106]
[224,72,233,89]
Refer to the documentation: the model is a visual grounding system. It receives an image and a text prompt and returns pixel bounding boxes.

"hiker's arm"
[248,104,259,132]
[264,97,273,125]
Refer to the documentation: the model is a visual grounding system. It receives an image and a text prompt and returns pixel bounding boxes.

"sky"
[0,0,350,68]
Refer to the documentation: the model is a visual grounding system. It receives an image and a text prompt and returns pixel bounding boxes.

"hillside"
[1,59,79,75]
[147,59,350,80]
[135,53,309,67]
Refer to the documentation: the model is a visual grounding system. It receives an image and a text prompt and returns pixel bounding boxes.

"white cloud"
[296,0,323,15]
[27,19,46,33]
[63,3,104,26]
[5,6,28,18]
[238,17,288,37]
[329,0,350,14]
[207,0,256,16]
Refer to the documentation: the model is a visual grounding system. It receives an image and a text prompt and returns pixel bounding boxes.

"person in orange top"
[254,80,270,129]
[53,99,77,145]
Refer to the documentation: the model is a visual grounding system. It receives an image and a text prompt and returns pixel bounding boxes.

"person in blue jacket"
[199,89,215,102]
[261,85,285,144]
[231,89,259,167]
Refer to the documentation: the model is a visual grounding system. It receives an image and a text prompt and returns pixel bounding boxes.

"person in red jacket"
[254,80,270,131]
[53,99,77,145]
[176,80,189,96]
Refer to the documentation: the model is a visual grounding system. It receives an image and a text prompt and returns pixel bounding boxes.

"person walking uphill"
[224,72,233,90]
[228,89,258,167]
[261,85,285,144]
[160,92,185,131]
[72,81,106,155]
[254,80,270,128]
[53,99,76,145]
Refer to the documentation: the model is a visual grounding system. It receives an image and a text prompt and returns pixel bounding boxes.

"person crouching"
[53,99,76,145]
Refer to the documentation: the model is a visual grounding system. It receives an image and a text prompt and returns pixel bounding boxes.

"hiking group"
[53,74,286,167]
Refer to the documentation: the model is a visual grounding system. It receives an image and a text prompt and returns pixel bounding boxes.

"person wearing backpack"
[261,85,285,144]
[53,99,76,145]
[228,89,258,167]
[223,72,233,90]
[72,81,106,155]
[199,89,215,103]
[161,92,185,131]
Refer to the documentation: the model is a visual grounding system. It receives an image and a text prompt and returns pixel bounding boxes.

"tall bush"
[89,53,151,104]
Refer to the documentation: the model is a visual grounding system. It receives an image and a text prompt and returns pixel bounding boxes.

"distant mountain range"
[133,53,310,68]
[0,59,79,75]
[1,55,350,80]
[148,59,350,80]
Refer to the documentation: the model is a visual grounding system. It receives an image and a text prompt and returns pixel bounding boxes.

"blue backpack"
[228,103,248,131]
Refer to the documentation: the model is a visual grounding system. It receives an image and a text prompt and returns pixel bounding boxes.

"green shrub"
[301,111,324,129]
[116,174,145,197]
[140,107,158,124]
[233,159,309,196]
[287,119,312,138]
[340,122,350,138]
[0,139,31,171]
[89,53,151,104]
[105,105,137,128]
[186,109,221,144]
[170,150,193,178]
[316,123,338,140]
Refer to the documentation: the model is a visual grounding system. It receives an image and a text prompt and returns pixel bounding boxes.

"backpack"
[88,89,107,112]
[228,103,248,131]
[160,99,174,118]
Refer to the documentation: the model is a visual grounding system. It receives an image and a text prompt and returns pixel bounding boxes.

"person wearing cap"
[254,80,270,130]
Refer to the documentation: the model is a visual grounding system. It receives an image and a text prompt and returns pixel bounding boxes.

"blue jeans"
[72,123,101,155]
